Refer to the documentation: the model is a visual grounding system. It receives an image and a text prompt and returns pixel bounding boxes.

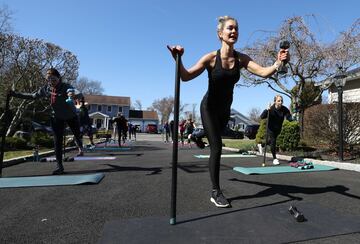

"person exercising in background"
[260,95,292,165]
[10,68,84,175]
[168,16,289,208]
[78,97,95,148]
[112,113,128,147]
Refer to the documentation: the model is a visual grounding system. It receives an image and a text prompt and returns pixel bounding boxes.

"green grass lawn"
[222,139,256,151]
[4,149,51,160]
[3,137,104,160]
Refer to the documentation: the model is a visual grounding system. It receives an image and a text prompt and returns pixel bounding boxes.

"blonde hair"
[217,16,238,33]
[274,95,283,102]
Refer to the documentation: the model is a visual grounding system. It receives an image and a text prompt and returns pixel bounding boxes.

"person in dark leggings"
[10,68,84,175]
[168,16,289,208]
[78,97,95,147]
[112,113,127,147]
[260,95,292,165]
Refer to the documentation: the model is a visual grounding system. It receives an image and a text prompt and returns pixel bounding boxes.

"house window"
[118,107,122,112]
[107,106,112,112]
[97,105,102,111]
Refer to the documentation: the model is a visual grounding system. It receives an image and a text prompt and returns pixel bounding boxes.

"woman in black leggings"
[10,68,84,175]
[168,16,289,208]
[260,95,292,165]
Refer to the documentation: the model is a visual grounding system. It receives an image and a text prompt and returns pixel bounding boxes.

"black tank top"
[203,49,240,110]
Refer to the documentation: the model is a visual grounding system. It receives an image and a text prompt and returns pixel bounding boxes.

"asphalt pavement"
[1,133,360,243]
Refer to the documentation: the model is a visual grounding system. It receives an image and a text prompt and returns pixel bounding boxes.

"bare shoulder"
[201,51,217,68]
[235,51,252,68]
[202,51,217,61]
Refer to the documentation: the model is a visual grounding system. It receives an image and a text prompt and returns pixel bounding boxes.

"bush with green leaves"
[255,119,267,145]
[256,119,300,151]
[5,137,28,151]
[277,120,300,151]
[31,132,54,148]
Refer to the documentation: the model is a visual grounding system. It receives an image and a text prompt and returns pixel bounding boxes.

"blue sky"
[3,0,359,117]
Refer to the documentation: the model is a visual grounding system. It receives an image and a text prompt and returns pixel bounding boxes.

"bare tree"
[239,16,360,119]
[149,96,174,124]
[0,4,13,33]
[0,33,79,136]
[248,107,261,123]
[133,99,142,110]
[74,76,104,95]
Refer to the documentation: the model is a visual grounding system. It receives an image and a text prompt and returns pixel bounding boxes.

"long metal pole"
[170,54,181,225]
[338,87,344,161]
[262,106,270,167]
[0,94,11,177]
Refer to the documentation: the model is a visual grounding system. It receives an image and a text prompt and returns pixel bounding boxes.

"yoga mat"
[194,154,257,158]
[46,156,116,161]
[0,173,105,188]
[89,147,131,151]
[233,164,337,175]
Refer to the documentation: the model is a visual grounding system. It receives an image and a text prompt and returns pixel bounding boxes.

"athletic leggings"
[267,130,279,159]
[200,100,229,191]
[51,116,83,169]
[117,127,127,146]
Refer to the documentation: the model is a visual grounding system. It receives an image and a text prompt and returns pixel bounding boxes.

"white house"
[229,108,258,132]
[85,94,131,130]
[328,67,360,103]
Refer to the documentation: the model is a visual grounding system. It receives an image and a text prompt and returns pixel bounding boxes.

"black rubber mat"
[99,202,360,244]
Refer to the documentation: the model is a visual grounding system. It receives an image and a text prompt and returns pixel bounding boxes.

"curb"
[3,146,77,168]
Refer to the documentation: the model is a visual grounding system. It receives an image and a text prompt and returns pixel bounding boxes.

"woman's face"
[46,73,60,86]
[218,20,238,44]
[274,97,283,109]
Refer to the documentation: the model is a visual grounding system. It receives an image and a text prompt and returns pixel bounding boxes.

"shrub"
[31,132,54,148]
[256,119,300,152]
[5,137,28,150]
[255,119,267,145]
[303,103,360,152]
[303,104,337,148]
[277,120,300,151]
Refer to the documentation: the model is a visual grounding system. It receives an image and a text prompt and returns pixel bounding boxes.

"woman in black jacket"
[10,68,84,175]
[260,95,292,165]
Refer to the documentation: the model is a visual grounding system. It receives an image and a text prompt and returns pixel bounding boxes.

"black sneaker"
[210,190,230,208]
[191,135,205,149]
[52,168,64,175]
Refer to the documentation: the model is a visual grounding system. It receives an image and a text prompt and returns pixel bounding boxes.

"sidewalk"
[223,146,360,173]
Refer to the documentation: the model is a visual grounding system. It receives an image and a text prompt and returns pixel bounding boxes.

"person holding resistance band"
[260,95,292,165]
[167,16,289,208]
[9,68,84,175]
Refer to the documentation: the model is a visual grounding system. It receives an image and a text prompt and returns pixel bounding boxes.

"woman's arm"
[240,49,289,78]
[167,45,214,81]
[10,86,46,100]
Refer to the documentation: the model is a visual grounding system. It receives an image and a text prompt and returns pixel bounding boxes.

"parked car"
[146,124,158,134]
[244,124,260,139]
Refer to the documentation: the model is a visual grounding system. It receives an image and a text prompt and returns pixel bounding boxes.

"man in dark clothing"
[112,113,127,147]
[10,68,84,175]
[260,95,292,165]
[169,120,175,142]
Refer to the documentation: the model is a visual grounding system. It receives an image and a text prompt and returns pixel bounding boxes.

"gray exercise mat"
[99,202,360,244]
[0,173,105,188]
